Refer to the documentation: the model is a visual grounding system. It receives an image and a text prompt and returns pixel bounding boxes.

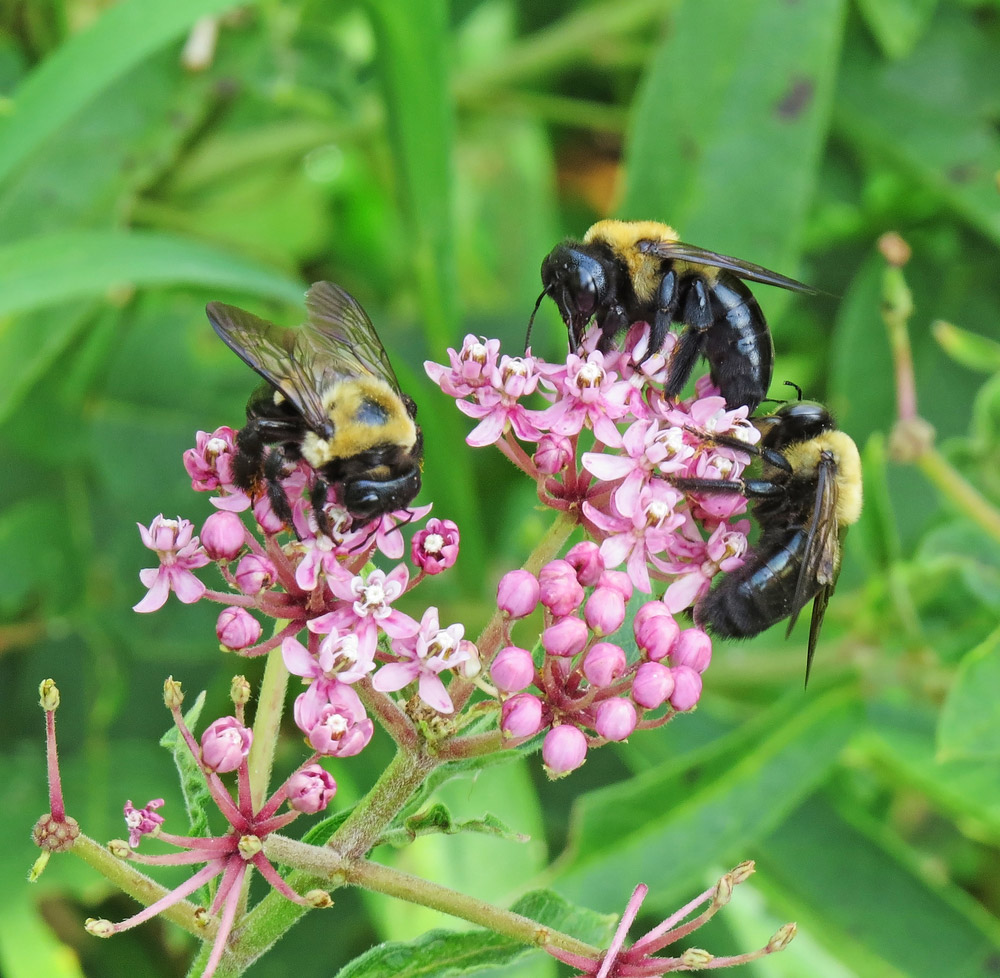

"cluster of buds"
[490,542,712,777]
[425,324,753,601]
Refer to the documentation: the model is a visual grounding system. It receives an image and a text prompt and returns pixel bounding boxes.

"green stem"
[247,642,290,813]
[916,447,1000,547]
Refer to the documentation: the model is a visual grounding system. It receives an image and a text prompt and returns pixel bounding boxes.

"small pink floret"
[672,628,712,673]
[490,646,536,693]
[541,616,589,658]
[200,716,252,773]
[584,587,626,637]
[501,693,544,738]
[669,666,703,712]
[583,642,627,687]
[286,764,337,814]
[594,697,637,741]
[216,607,263,651]
[542,724,588,777]
[632,662,675,710]
[200,511,246,561]
[496,569,540,619]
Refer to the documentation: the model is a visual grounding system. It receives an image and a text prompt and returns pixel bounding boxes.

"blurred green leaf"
[0,0,241,187]
[554,688,859,911]
[938,623,1000,761]
[933,320,1000,375]
[624,0,845,274]
[855,0,939,60]
[160,690,211,838]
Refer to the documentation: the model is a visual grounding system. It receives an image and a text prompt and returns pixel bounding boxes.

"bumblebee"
[672,400,862,684]
[533,219,816,413]
[206,281,423,533]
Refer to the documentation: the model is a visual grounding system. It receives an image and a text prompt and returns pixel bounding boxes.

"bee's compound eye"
[567,252,606,318]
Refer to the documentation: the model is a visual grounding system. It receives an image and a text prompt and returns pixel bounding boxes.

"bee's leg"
[310,477,332,537]
[681,427,793,474]
[670,475,785,499]
[262,446,295,529]
[660,275,712,391]
[233,422,266,490]
[594,303,630,353]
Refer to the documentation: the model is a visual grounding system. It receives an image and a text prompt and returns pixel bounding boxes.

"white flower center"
[323,713,349,738]
[423,533,444,554]
[577,363,604,388]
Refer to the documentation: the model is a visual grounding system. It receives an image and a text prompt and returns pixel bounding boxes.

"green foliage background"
[1,0,999,975]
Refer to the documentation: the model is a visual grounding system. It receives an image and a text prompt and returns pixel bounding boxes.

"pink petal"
[466,411,507,447]
[170,569,207,604]
[417,673,454,714]
[372,661,420,693]
[133,572,170,613]
[282,637,318,679]
[582,452,632,481]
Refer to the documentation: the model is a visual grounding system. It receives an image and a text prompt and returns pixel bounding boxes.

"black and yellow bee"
[533,219,816,413]
[206,282,422,533]
[672,399,862,684]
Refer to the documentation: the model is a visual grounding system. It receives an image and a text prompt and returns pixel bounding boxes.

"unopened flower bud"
[584,587,626,636]
[39,679,60,712]
[539,560,585,617]
[253,495,287,535]
[164,677,184,710]
[635,612,680,662]
[200,716,252,773]
[672,628,712,673]
[730,859,755,884]
[534,433,574,474]
[681,948,713,967]
[633,599,673,632]
[238,834,263,859]
[565,541,604,586]
[500,693,544,738]
[305,889,334,908]
[768,922,797,951]
[216,607,263,651]
[458,642,481,679]
[85,918,115,938]
[583,642,626,687]
[597,569,633,601]
[230,675,251,706]
[541,616,589,658]
[234,553,276,595]
[594,697,637,741]
[491,646,535,693]
[108,839,131,858]
[497,569,540,618]
[286,763,337,814]
[669,665,703,711]
[200,511,245,561]
[632,661,675,710]
[542,724,588,778]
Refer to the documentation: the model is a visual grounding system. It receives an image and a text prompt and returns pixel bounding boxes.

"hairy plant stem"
[264,834,601,961]
[247,640,289,813]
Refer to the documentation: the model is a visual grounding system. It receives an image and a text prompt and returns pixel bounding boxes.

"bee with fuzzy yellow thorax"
[207,282,422,533]
[532,219,817,413]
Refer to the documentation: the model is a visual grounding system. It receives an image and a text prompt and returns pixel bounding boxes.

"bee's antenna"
[524,286,550,352]
[783,380,804,401]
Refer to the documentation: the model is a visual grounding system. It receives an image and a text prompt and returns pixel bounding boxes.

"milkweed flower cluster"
[424,324,754,601]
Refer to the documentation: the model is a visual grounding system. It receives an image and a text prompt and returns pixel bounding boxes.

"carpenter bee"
[671,399,862,684]
[206,281,423,533]
[531,219,816,413]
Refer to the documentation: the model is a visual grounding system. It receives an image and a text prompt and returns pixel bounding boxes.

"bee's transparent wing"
[206,299,329,429]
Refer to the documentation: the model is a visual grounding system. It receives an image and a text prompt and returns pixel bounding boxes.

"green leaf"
[159,690,211,838]
[0,0,242,188]
[333,890,616,978]
[623,0,845,274]
[554,687,860,911]
[933,320,1000,375]
[938,623,1000,761]
[855,0,939,60]
[380,802,527,848]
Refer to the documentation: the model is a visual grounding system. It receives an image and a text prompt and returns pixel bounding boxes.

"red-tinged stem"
[354,677,419,751]
[45,711,65,820]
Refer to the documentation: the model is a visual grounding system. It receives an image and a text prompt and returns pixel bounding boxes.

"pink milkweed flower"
[282,627,376,702]
[183,427,239,494]
[539,560,585,617]
[497,569,540,618]
[565,540,605,587]
[200,717,252,774]
[424,335,502,397]
[123,799,164,848]
[370,503,434,560]
[632,661,675,709]
[501,692,545,739]
[133,516,210,613]
[293,682,374,758]
[411,518,460,575]
[200,511,246,562]
[542,724,588,777]
[669,666,703,711]
[534,351,630,446]
[456,355,543,447]
[312,564,418,662]
[583,642,627,687]
[490,646,536,693]
[594,697,637,741]
[533,433,574,475]
[372,607,476,714]
[216,607,263,651]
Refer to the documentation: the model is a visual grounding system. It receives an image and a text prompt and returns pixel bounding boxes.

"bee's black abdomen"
[696,529,812,639]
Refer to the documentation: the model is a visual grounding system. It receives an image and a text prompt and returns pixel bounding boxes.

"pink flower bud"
[234,553,276,595]
[183,427,237,491]
[200,716,252,773]
[216,607,262,651]
[672,628,712,673]
[539,560,585,617]
[633,599,673,632]
[565,541,604,586]
[635,612,680,662]
[584,586,626,636]
[598,569,633,601]
[411,518,460,575]
[541,616,589,658]
[669,666,703,711]
[534,433,574,474]
[299,685,374,757]
[542,724,588,777]
[632,661,675,709]
[253,494,287,535]
[497,569,540,618]
[583,642,627,687]
[490,646,535,693]
[594,697,637,741]
[200,511,246,561]
[501,693,544,738]
[285,763,337,814]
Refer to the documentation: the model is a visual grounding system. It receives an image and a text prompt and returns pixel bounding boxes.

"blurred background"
[1,1,999,975]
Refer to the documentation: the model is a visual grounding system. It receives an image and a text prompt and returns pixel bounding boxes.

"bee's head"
[764,401,835,450]
[540,243,609,340]
[342,466,421,524]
